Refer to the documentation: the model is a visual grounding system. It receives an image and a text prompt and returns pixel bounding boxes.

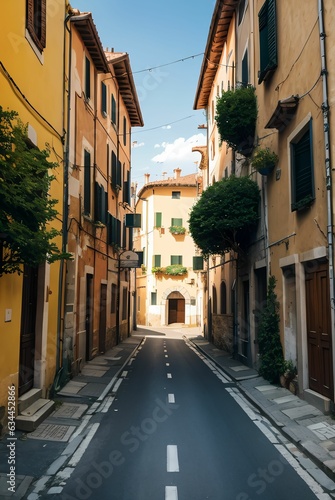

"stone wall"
[212,314,233,353]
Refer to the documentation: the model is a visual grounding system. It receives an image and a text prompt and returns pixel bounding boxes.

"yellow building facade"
[0,1,69,433]
[134,170,204,328]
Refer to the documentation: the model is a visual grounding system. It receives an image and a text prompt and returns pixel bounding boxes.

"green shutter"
[85,57,91,99]
[111,151,117,189]
[84,150,91,215]
[101,82,107,115]
[171,218,182,227]
[153,255,161,267]
[241,50,249,86]
[155,212,162,227]
[151,292,157,305]
[193,256,204,271]
[258,0,277,84]
[291,122,314,210]
[111,94,116,124]
[171,255,182,265]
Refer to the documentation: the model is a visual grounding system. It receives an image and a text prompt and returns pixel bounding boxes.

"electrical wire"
[132,53,204,74]
[132,115,196,134]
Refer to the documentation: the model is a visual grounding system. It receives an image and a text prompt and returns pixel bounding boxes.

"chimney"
[144,173,150,184]
[174,168,181,179]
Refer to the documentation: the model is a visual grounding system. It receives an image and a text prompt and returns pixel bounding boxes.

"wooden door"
[19,266,38,396]
[168,299,185,324]
[306,263,333,398]
[99,284,107,353]
[85,274,94,361]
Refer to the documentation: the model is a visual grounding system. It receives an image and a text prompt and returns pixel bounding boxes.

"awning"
[265,95,299,131]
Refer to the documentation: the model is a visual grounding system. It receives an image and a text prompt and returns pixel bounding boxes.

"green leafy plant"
[252,147,279,175]
[169,226,186,235]
[258,276,285,383]
[291,194,314,212]
[152,266,164,274]
[188,176,260,256]
[164,265,188,276]
[0,106,69,276]
[215,86,257,156]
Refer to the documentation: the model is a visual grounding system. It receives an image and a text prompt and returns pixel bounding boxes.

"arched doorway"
[168,291,185,324]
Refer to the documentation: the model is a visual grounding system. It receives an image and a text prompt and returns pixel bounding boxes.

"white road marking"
[70,415,92,440]
[164,349,167,352]
[68,423,100,467]
[167,445,179,472]
[113,378,123,392]
[128,358,135,365]
[165,355,169,358]
[165,485,178,500]
[167,373,172,379]
[121,371,128,377]
[99,396,115,413]
[168,394,175,403]
[166,363,170,366]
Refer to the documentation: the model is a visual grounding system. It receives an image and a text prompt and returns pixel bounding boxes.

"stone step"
[16,400,55,432]
[18,388,42,414]
[304,388,332,415]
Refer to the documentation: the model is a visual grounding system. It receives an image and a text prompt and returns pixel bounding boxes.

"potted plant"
[215,86,257,157]
[169,225,186,235]
[252,147,279,175]
[164,264,188,276]
[280,360,297,389]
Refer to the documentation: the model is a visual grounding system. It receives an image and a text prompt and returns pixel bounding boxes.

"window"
[171,218,182,227]
[85,57,91,100]
[94,183,107,224]
[111,151,122,190]
[171,255,182,265]
[258,0,277,84]
[151,292,157,306]
[291,121,315,211]
[111,283,117,313]
[107,213,121,246]
[26,0,46,52]
[193,256,203,271]
[123,116,127,146]
[101,82,107,116]
[153,255,161,267]
[111,94,116,125]
[172,191,180,199]
[122,287,127,320]
[155,212,162,227]
[83,150,91,215]
[241,50,249,87]
[220,281,227,314]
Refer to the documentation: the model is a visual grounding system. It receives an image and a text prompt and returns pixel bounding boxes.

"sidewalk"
[0,334,145,499]
[189,335,335,495]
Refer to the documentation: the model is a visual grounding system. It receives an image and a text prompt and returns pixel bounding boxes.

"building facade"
[194,0,335,410]
[134,170,204,328]
[63,14,143,379]
[0,0,69,433]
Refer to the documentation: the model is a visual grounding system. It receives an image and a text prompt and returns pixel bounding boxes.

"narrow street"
[41,328,330,500]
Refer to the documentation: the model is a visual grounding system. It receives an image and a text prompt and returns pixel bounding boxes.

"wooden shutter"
[85,57,91,99]
[111,94,116,124]
[258,0,277,83]
[155,212,162,228]
[101,82,107,115]
[193,256,204,271]
[26,0,46,52]
[84,150,91,215]
[153,255,161,267]
[291,122,314,210]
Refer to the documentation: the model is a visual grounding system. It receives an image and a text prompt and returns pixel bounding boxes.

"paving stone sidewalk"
[0,335,144,499]
[189,336,335,494]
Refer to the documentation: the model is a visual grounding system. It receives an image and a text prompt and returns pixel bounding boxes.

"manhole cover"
[52,403,88,419]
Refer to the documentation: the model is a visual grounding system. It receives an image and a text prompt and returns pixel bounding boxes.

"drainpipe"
[318,0,335,399]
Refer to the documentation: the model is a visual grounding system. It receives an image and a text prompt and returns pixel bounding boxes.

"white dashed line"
[121,371,128,377]
[167,445,179,472]
[165,485,178,499]
[68,423,100,467]
[166,363,170,366]
[168,394,175,403]
[167,373,172,379]
[112,378,123,392]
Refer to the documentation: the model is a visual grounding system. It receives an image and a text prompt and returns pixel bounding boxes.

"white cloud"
[151,133,206,164]
[162,125,172,129]
[154,143,161,148]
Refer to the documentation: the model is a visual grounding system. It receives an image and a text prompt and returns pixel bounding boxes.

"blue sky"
[77,0,215,189]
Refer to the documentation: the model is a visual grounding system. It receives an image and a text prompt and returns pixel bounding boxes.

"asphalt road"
[50,336,323,500]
